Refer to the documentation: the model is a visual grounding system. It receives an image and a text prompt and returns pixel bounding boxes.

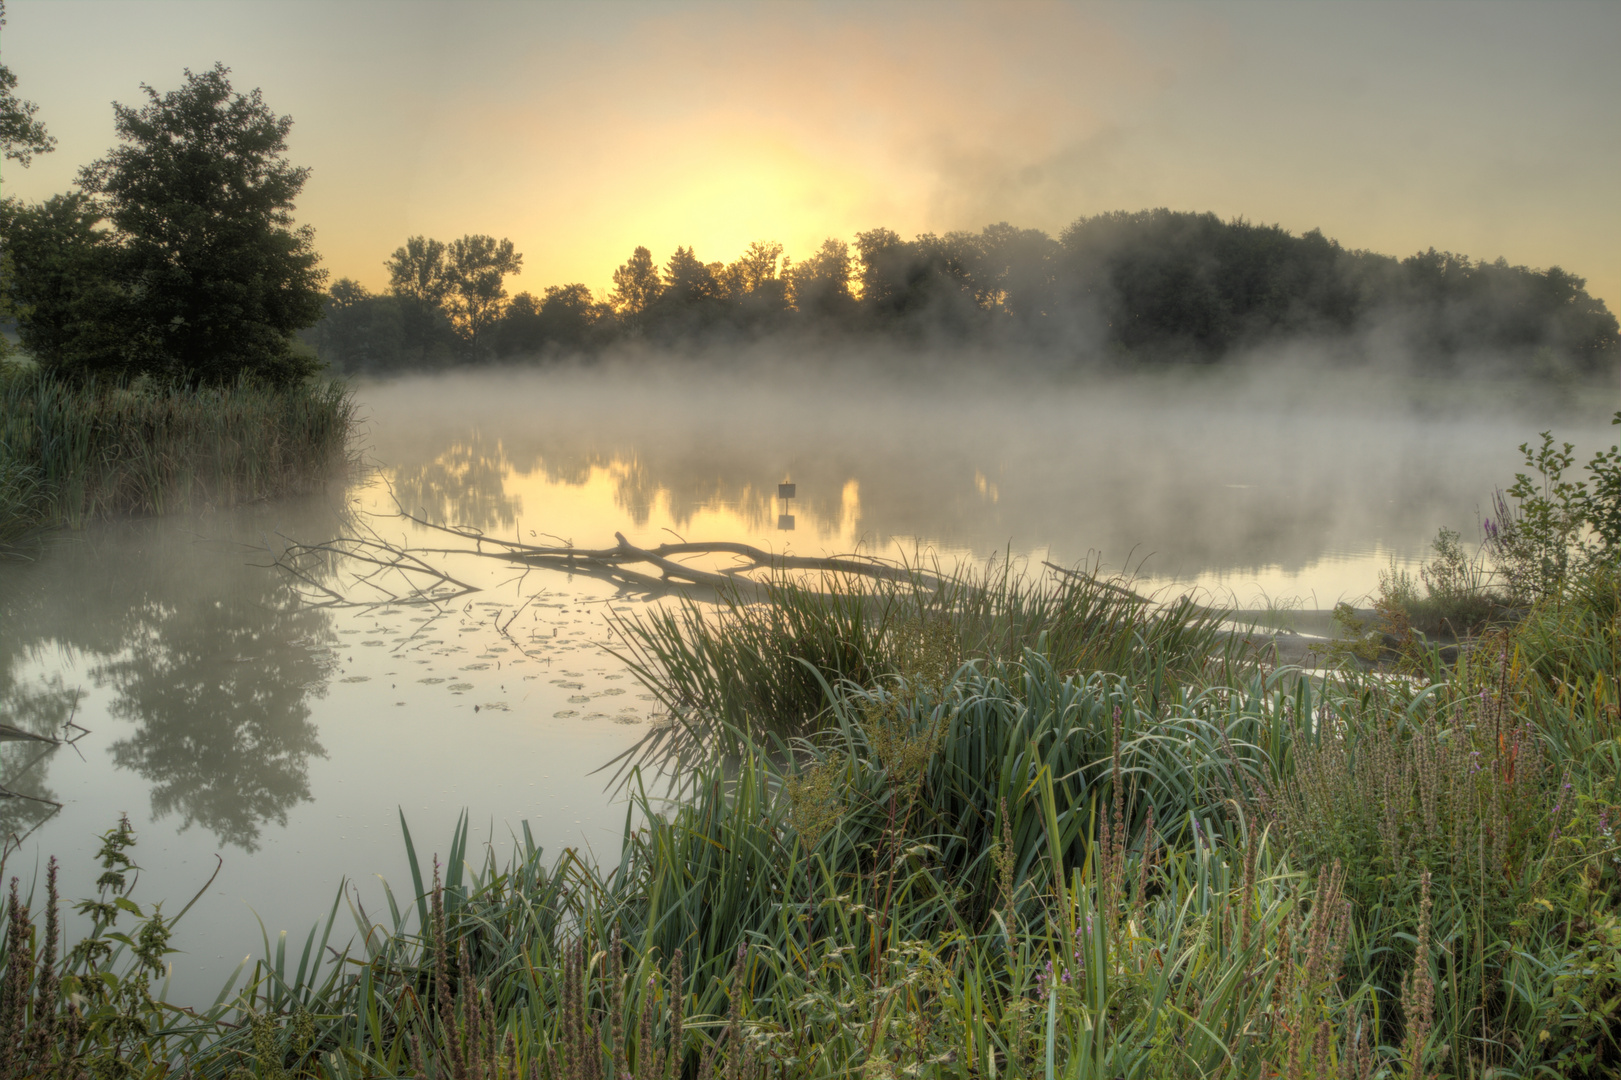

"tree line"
[0,29,1613,385]
[315,213,1618,374]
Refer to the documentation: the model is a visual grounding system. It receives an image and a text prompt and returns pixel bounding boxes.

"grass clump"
[0,365,356,548]
[606,557,1230,762]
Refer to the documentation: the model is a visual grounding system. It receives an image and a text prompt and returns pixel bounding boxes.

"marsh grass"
[605,557,1232,766]
[0,367,356,545]
[4,620,1617,1076]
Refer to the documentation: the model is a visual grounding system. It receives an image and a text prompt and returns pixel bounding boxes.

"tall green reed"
[0,367,356,541]
[606,557,1232,766]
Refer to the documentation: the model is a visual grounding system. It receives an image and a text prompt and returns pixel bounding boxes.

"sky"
[2,0,1617,312]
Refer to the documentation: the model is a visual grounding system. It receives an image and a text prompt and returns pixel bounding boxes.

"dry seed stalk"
[1401,870,1435,1080]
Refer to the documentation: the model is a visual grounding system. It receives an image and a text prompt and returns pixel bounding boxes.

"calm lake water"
[2,359,1614,1003]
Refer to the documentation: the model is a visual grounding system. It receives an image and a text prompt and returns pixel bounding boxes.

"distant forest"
[310,210,1618,373]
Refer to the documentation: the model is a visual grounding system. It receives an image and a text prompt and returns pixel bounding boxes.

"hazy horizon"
[3,0,1617,313]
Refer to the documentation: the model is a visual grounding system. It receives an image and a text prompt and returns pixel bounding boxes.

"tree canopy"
[3,64,327,385]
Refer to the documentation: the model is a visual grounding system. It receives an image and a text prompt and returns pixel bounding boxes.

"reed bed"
[605,558,1234,766]
[7,585,1615,1077]
[0,366,356,544]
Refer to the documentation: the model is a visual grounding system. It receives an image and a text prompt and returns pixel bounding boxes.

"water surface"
[2,359,1613,1002]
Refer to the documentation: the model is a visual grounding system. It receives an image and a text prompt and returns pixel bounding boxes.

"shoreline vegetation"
[3,419,1619,1079]
[0,364,357,552]
[1,60,358,553]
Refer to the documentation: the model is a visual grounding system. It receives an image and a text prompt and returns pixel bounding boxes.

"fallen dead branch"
[268,505,960,606]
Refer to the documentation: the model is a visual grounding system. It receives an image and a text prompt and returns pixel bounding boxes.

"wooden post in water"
[777,481,796,531]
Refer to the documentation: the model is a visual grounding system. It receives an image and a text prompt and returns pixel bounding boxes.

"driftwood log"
[271,507,969,608]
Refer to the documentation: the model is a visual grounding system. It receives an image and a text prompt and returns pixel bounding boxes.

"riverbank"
[0,365,357,550]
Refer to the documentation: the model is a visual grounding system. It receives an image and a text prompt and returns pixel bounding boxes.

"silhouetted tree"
[386,236,450,305]
[787,238,854,319]
[971,223,1059,324]
[662,246,719,305]
[610,246,662,322]
[853,228,978,331]
[384,235,459,365]
[720,240,789,325]
[445,234,522,354]
[491,283,604,357]
[540,283,604,348]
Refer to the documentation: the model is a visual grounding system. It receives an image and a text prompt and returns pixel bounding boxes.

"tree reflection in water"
[96,594,330,851]
[389,431,520,531]
[0,673,81,850]
[0,512,336,851]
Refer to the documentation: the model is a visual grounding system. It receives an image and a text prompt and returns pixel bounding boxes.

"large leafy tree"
[73,63,326,385]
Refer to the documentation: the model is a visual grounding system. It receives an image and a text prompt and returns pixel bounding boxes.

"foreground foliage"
[3,564,1618,1077]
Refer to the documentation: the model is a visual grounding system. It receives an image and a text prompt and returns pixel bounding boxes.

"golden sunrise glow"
[4,1,1617,310]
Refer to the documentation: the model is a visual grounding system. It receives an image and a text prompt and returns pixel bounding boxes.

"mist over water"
[2,351,1615,1004]
[364,353,1617,600]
